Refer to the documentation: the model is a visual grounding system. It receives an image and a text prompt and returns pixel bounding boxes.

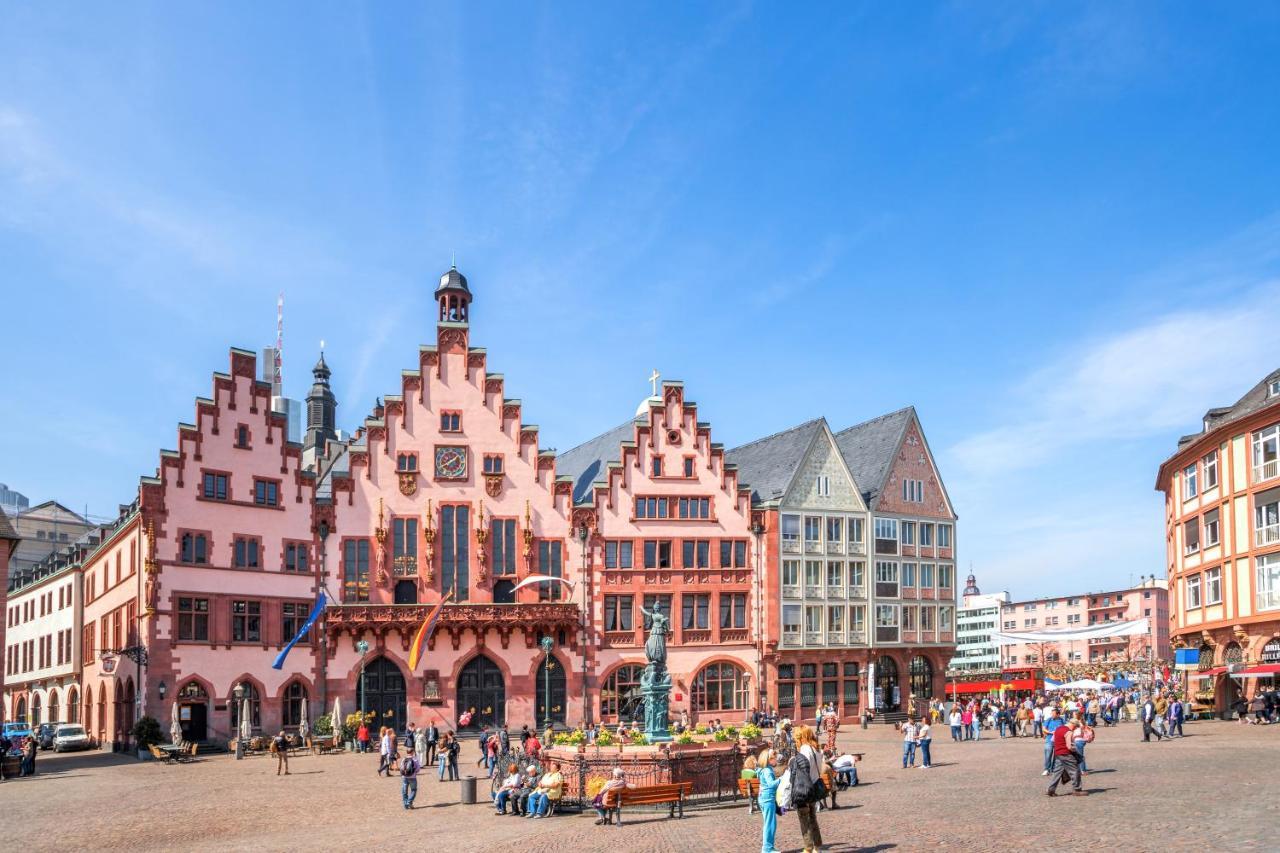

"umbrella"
[332,696,342,741]
[170,700,183,745]
[299,699,309,738]
[239,698,252,740]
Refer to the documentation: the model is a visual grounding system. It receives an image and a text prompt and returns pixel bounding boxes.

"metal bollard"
[460,775,477,804]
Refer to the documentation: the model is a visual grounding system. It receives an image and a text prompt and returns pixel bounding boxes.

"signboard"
[180,706,192,721]
[1174,648,1200,670]
[1262,639,1280,664]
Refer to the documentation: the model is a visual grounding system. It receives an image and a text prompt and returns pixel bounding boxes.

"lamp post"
[750,519,767,711]
[356,639,370,722]
[540,636,554,731]
[317,520,331,711]
[577,523,592,728]
[233,682,245,760]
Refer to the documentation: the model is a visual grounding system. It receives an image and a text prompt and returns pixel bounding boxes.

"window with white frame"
[782,560,800,588]
[902,478,924,502]
[850,605,865,633]
[1183,463,1198,499]
[1271,379,1280,398]
[816,475,830,497]
[901,562,917,587]
[938,564,953,588]
[805,605,823,633]
[874,518,898,541]
[919,522,934,547]
[1205,567,1222,605]
[938,524,952,547]
[781,515,800,544]
[848,517,864,544]
[1203,449,1218,489]
[900,521,915,546]
[804,517,822,544]
[919,562,934,588]
[827,606,844,633]
[875,561,899,583]
[875,604,898,627]
[826,517,842,542]
[1185,574,1201,609]
[1256,493,1280,547]
[1253,424,1280,482]
[782,605,802,636]
[1257,553,1280,611]
[939,606,953,631]
[849,561,864,591]
[1204,509,1220,548]
[805,560,823,590]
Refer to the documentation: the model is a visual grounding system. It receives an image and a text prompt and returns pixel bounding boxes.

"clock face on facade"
[435,445,468,479]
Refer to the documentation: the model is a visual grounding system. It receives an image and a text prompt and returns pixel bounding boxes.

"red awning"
[1230,664,1280,678]
[1196,666,1227,677]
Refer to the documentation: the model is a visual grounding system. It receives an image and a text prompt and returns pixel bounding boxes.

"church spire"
[305,349,338,453]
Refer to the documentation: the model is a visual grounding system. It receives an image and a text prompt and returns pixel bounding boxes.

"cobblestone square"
[4,719,1276,852]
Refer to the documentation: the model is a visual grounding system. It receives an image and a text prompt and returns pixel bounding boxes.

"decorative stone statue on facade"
[639,603,673,742]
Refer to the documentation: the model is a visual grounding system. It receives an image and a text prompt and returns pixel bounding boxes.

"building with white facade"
[3,530,90,727]
[949,574,1009,673]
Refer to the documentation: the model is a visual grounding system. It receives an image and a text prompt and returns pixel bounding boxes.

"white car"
[52,724,91,752]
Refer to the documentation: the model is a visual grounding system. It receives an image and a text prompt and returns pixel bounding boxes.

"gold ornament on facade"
[375,498,389,584]
[521,500,534,566]
[423,498,436,582]
[143,520,159,615]
[398,471,418,496]
[484,472,504,497]
[475,499,488,582]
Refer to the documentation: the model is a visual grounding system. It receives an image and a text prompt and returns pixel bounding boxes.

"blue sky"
[2,3,1278,598]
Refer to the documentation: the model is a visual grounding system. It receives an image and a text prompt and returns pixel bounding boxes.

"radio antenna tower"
[274,292,284,393]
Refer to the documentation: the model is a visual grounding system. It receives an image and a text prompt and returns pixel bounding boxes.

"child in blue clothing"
[756,748,782,853]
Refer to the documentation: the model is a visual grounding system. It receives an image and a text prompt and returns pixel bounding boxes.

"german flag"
[407,592,452,671]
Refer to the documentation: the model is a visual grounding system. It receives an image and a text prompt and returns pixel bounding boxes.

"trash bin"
[460,775,478,804]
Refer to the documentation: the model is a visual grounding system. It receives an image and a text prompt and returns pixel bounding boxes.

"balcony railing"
[848,542,866,556]
[781,538,801,554]
[847,629,866,644]
[848,587,867,600]
[1256,524,1280,547]
[804,585,824,598]
[1255,459,1279,483]
[826,542,844,555]
[804,540,823,555]
[826,630,844,644]
[782,586,802,600]
[783,629,802,645]
[804,631,823,645]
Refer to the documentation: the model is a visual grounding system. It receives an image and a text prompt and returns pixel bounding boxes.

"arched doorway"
[49,689,60,725]
[31,693,42,726]
[691,662,749,714]
[124,679,136,737]
[283,681,309,731]
[492,579,516,604]
[535,655,567,727]
[67,687,79,726]
[457,655,505,730]
[83,685,93,732]
[909,656,934,711]
[601,664,644,722]
[394,580,417,604]
[359,657,407,734]
[114,681,124,742]
[178,680,209,742]
[229,683,261,734]
[1222,642,1243,716]
[875,656,900,713]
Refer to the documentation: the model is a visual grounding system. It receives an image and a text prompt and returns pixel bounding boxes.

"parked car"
[52,724,91,753]
[36,723,59,750]
[2,722,32,755]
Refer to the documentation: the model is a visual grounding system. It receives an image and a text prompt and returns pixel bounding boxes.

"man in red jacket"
[1046,718,1084,797]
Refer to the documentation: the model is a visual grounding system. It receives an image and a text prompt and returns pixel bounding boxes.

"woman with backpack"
[789,724,826,853]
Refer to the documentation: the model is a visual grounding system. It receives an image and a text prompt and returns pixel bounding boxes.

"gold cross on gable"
[649,368,661,396]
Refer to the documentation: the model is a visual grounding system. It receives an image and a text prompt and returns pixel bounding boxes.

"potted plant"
[739,723,762,741]
[132,716,163,760]
[593,728,616,752]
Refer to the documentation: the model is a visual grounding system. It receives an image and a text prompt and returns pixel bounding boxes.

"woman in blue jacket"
[756,748,781,853]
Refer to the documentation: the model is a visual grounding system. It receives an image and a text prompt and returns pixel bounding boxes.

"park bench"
[737,777,760,813]
[602,781,694,826]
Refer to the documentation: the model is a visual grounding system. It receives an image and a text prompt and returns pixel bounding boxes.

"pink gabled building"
[998,578,1170,672]
[81,348,322,748]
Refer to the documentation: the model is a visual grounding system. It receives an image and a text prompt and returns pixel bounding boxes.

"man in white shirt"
[832,751,858,787]
[901,719,918,769]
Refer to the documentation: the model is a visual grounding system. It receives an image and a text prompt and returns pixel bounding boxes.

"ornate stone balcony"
[324,601,581,651]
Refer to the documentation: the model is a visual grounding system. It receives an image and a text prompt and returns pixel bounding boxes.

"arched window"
[229,683,262,732]
[1224,642,1243,664]
[284,682,308,729]
[124,679,136,734]
[601,664,644,719]
[17,696,27,724]
[179,680,208,700]
[84,685,93,731]
[67,687,79,726]
[31,692,42,725]
[691,662,749,712]
[48,689,60,725]
[114,681,124,737]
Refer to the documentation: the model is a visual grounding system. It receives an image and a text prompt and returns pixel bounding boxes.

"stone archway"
[875,655,901,713]
[533,653,567,728]
[358,657,407,734]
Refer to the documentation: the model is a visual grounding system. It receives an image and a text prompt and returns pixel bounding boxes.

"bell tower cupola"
[436,264,472,326]
[304,350,338,453]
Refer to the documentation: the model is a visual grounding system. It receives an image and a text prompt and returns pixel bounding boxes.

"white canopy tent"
[1054,679,1116,691]
[990,617,1150,645]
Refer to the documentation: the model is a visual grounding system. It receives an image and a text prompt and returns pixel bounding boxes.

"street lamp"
[233,682,245,760]
[750,519,767,710]
[158,681,166,701]
[317,519,332,711]
[356,639,370,722]
[577,523,591,728]
[540,636,554,731]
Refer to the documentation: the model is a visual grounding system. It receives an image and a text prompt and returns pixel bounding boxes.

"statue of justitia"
[641,603,669,671]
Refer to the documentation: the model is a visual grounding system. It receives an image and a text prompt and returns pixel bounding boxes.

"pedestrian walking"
[916,718,933,769]
[400,745,420,809]
[446,731,460,780]
[424,722,439,764]
[378,726,394,776]
[357,721,370,753]
[1046,719,1085,797]
[1041,708,1063,775]
[790,724,826,853]
[949,707,962,741]
[1141,696,1163,742]
[272,730,291,776]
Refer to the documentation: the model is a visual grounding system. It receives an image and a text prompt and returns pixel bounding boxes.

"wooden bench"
[602,782,694,826]
[737,777,760,813]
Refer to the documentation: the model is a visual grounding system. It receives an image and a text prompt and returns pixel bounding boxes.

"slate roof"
[1172,367,1280,453]
[0,510,18,545]
[555,419,639,504]
[725,418,825,504]
[834,407,915,505]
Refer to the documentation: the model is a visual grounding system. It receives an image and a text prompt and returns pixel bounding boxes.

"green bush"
[675,730,695,744]
[712,729,730,742]
[312,714,333,736]
[694,723,709,734]
[629,731,649,745]
[594,728,615,747]
[132,716,164,747]
[740,723,761,740]
[725,725,739,737]
[554,728,587,746]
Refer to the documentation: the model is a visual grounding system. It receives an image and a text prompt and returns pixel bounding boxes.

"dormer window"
[1270,379,1280,398]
